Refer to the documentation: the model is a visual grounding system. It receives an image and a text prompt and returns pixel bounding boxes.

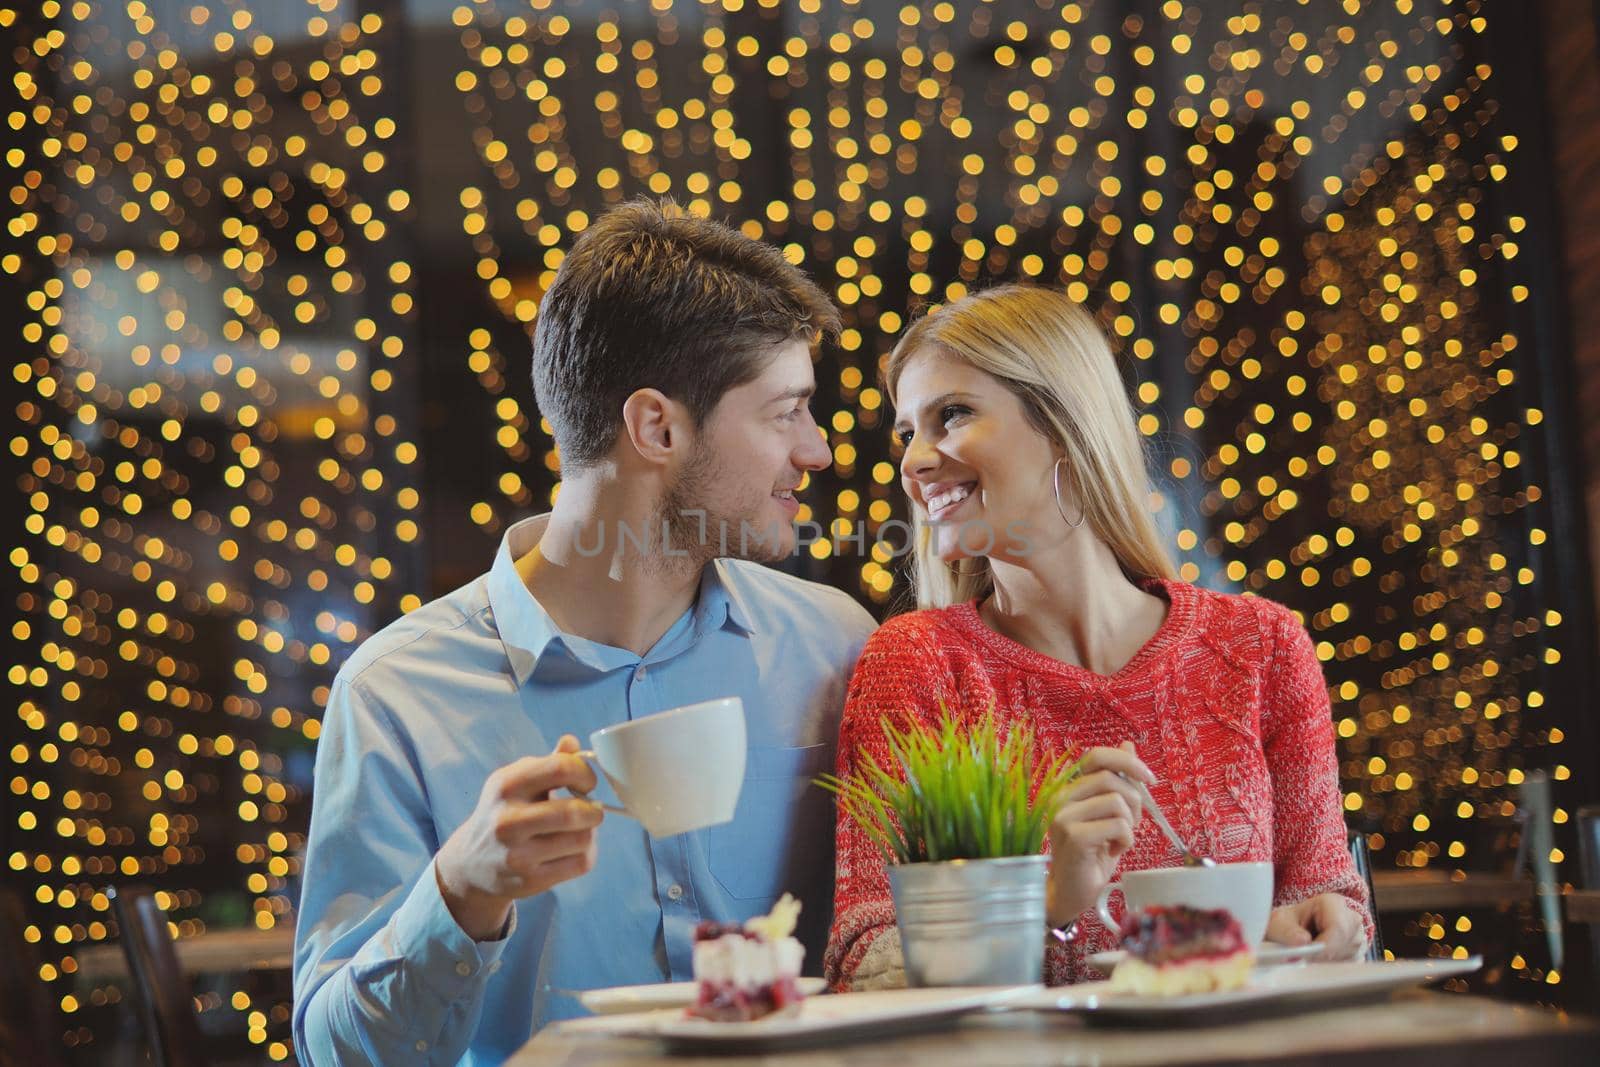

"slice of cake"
[1107,904,1254,996]
[688,894,807,1022]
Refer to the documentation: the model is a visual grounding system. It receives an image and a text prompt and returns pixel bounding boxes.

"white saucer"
[1087,940,1326,974]
[564,986,1039,1051]
[578,977,828,1015]
[1016,957,1481,1020]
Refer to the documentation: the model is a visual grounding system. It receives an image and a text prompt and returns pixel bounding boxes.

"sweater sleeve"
[822,620,950,991]
[1258,601,1376,943]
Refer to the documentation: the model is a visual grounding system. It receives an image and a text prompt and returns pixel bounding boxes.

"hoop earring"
[1053,457,1086,529]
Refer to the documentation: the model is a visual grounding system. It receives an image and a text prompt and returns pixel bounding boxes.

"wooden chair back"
[108,885,208,1067]
[1348,829,1386,961]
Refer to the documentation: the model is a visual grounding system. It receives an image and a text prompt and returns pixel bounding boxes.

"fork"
[1120,772,1215,868]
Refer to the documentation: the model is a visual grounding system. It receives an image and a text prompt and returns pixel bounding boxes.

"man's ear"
[620,388,687,465]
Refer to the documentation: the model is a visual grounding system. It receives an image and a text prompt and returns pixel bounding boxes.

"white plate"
[1087,941,1326,975]
[578,977,827,1015]
[561,985,1039,1051]
[1013,957,1482,1021]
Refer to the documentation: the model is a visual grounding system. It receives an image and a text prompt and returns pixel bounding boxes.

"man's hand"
[435,735,603,940]
[1265,893,1367,961]
[1046,742,1154,927]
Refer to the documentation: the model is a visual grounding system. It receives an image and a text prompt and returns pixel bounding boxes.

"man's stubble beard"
[654,442,789,568]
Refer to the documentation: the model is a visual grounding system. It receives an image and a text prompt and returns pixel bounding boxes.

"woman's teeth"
[927,484,974,516]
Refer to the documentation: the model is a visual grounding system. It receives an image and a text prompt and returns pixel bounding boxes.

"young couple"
[293,201,1371,1065]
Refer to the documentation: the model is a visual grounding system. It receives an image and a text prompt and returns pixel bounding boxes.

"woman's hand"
[1264,893,1367,960]
[1046,742,1154,926]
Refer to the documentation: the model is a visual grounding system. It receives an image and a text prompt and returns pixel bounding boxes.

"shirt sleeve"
[1257,601,1376,944]
[822,621,949,991]
[292,676,512,1066]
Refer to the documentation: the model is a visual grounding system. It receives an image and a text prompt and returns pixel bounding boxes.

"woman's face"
[893,348,1068,563]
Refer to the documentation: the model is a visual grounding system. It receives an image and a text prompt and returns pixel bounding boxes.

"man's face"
[659,339,832,563]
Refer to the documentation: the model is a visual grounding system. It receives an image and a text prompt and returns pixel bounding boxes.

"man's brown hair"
[531,199,841,470]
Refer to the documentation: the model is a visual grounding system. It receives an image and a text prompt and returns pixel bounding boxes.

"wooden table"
[74,927,294,982]
[1372,869,1533,912]
[1567,890,1600,923]
[517,989,1595,1066]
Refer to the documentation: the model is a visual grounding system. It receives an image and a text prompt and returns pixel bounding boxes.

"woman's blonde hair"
[885,284,1175,609]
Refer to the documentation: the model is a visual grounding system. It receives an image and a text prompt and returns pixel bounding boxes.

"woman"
[824,284,1372,990]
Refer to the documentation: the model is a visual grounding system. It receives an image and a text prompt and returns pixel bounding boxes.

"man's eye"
[941,404,971,424]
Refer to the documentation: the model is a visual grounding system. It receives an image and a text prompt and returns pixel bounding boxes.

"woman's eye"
[895,407,967,445]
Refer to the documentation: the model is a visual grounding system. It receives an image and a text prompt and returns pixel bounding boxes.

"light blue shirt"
[292,515,876,1065]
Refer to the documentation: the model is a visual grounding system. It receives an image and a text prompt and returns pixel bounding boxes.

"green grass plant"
[816,703,1083,864]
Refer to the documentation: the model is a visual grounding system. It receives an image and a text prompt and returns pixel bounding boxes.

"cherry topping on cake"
[693,920,759,943]
[1118,904,1248,965]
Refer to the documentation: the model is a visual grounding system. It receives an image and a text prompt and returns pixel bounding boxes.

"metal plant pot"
[887,854,1049,987]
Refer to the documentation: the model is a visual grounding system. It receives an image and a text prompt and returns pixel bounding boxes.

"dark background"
[4,0,1600,1061]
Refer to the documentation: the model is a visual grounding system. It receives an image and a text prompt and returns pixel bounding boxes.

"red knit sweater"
[824,579,1374,989]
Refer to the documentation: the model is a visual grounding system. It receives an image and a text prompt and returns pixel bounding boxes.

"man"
[293,200,877,1064]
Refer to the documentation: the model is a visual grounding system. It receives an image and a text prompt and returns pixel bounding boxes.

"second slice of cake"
[1108,903,1254,995]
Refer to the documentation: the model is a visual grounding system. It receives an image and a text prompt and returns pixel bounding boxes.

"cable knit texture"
[824,579,1374,990]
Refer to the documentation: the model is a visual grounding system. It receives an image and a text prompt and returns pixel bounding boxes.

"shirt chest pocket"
[705,744,834,900]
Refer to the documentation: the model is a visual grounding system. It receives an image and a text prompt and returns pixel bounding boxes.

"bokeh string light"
[4,1,423,1059]
[447,0,1569,977]
[0,0,1582,1060]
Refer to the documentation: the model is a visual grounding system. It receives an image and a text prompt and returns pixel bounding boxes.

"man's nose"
[796,422,831,471]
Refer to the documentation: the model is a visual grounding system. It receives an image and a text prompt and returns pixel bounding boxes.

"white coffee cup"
[1095,861,1274,945]
[577,696,746,838]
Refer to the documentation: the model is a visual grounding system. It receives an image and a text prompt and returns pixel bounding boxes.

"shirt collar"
[486,514,565,686]
[487,514,756,687]
[697,559,757,639]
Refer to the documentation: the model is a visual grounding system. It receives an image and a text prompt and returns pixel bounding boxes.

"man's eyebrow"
[767,385,815,404]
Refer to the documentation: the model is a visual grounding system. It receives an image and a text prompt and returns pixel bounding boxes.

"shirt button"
[415,1040,428,1052]
[488,960,503,974]
[634,665,647,681]
[666,883,684,901]
[455,961,472,977]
